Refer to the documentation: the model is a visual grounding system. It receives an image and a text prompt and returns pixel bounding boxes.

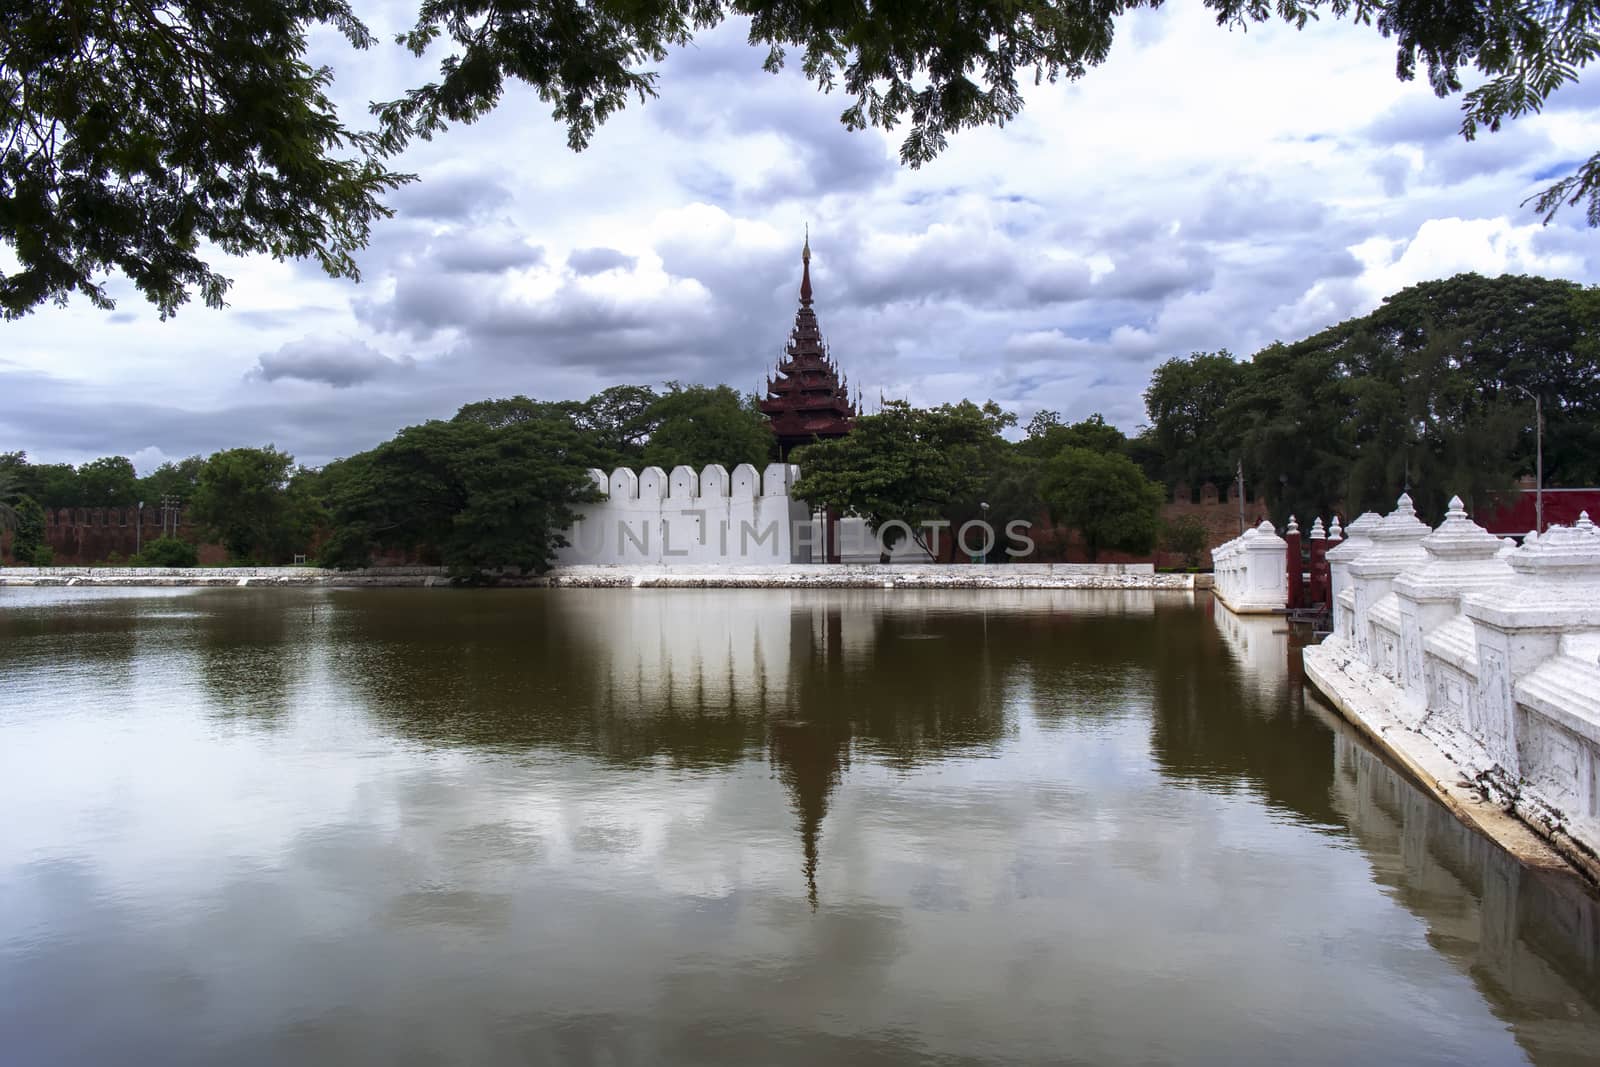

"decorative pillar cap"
[1309,518,1326,540]
[1420,494,1501,562]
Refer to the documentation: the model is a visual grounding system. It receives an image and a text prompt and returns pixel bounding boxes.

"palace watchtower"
[759,237,855,459]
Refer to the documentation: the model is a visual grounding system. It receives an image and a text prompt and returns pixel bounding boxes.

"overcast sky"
[4,5,1597,471]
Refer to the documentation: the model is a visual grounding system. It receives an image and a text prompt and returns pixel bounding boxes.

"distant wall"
[19,507,227,565]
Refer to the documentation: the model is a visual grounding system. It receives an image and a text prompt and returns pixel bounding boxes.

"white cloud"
[5,8,1598,466]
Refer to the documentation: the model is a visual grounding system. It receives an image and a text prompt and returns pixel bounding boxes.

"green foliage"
[642,383,773,472]
[191,446,304,562]
[0,453,82,507]
[1137,275,1600,524]
[29,544,54,566]
[77,456,139,507]
[137,537,200,568]
[793,399,1015,559]
[1021,411,1127,460]
[1230,273,1599,522]
[136,456,205,504]
[6,1,1596,319]
[7,495,44,563]
[1040,447,1164,561]
[0,0,410,319]
[1160,515,1210,569]
[323,415,597,579]
[1143,351,1252,490]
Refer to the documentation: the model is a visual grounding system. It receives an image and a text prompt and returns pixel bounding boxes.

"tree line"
[3,273,1595,575]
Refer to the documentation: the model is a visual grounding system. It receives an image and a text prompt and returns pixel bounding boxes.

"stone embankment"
[0,563,1205,591]
[0,566,448,587]
[1303,494,1600,885]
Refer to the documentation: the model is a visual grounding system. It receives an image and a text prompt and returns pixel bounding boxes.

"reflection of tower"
[768,716,850,910]
[768,601,853,908]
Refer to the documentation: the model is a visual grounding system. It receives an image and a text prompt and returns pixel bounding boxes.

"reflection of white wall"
[1327,727,1600,1051]
[557,464,812,566]
[568,590,794,709]
[1212,595,1289,702]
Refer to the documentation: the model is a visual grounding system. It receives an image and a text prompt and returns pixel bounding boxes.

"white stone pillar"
[1326,511,1382,639]
[1461,525,1600,778]
[1346,495,1430,668]
[1391,496,1512,726]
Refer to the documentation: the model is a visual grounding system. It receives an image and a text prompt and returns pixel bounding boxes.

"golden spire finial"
[803,224,810,264]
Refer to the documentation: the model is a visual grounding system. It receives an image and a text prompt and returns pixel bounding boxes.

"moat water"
[2,587,1597,1065]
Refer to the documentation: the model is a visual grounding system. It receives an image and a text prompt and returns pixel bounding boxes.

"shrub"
[29,545,54,566]
[138,537,199,567]
[1161,515,1211,569]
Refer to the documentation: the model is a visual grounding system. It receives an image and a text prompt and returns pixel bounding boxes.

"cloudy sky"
[4,4,1597,470]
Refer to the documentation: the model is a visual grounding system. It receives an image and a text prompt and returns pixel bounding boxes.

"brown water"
[1,587,1597,1065]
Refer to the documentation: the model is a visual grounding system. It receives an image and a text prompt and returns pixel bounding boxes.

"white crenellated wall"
[1306,496,1600,870]
[1210,519,1290,613]
[557,463,814,566]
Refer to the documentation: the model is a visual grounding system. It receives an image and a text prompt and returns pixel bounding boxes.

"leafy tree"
[0,454,83,507]
[1143,351,1252,493]
[1230,273,1599,522]
[8,496,45,563]
[136,456,206,504]
[323,416,597,578]
[191,446,301,561]
[1160,515,1210,570]
[642,383,774,472]
[0,463,18,534]
[77,456,139,507]
[1,1,408,319]
[576,385,660,463]
[1039,447,1163,561]
[137,536,199,568]
[7,1,1598,320]
[1021,411,1127,460]
[793,399,1012,560]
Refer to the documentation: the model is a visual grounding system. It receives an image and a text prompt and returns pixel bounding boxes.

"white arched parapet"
[699,464,730,499]
[638,466,668,501]
[608,467,640,500]
[585,468,609,497]
[763,462,795,497]
[730,464,759,499]
[669,465,698,501]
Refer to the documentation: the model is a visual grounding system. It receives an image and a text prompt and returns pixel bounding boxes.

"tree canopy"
[1138,273,1600,523]
[5,0,1598,318]
[320,407,599,577]
[1039,447,1164,560]
[792,400,1015,559]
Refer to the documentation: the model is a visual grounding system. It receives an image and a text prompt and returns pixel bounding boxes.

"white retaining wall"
[1305,493,1600,873]
[1210,519,1289,613]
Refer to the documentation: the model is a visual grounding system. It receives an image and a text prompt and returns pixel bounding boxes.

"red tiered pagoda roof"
[760,236,856,456]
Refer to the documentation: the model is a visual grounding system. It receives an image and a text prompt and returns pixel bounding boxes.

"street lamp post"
[1514,386,1545,533]
[979,501,990,564]
[136,500,144,555]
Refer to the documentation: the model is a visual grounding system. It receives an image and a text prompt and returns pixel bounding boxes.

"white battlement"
[556,463,813,566]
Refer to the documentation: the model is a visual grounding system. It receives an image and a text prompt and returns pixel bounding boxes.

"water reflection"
[1326,717,1600,1064]
[2,587,1598,1065]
